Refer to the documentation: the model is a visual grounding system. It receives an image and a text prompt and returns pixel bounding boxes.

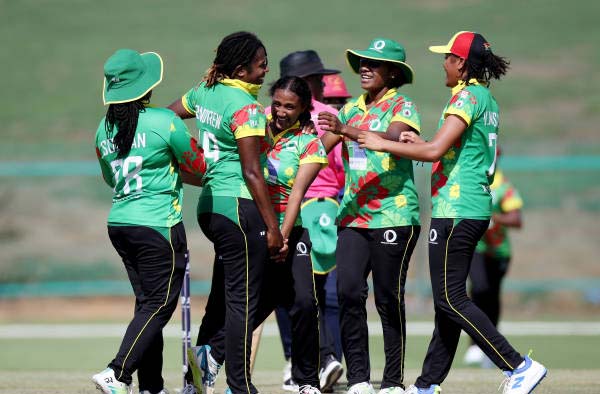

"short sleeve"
[444,89,476,126]
[230,103,266,139]
[299,136,328,166]
[390,97,421,132]
[168,115,206,177]
[181,87,199,116]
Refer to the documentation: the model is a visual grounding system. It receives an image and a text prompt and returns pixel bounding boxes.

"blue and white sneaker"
[92,368,132,394]
[187,345,222,394]
[404,384,441,394]
[500,356,547,394]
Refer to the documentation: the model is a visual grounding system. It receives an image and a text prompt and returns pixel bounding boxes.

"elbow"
[242,167,262,184]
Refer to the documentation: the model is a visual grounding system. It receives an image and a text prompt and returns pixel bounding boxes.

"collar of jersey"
[266,114,300,144]
[353,87,398,113]
[221,78,262,97]
[451,78,480,95]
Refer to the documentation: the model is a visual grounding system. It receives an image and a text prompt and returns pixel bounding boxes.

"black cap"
[279,50,340,78]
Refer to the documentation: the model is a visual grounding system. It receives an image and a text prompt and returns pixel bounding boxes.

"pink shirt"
[265,99,344,198]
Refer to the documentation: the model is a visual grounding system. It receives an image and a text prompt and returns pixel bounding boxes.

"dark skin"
[317,58,417,153]
[168,48,283,256]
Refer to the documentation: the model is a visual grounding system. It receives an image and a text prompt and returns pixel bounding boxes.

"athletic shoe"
[181,384,197,394]
[404,384,441,394]
[92,368,132,394]
[282,359,298,392]
[299,385,322,394]
[282,377,299,392]
[188,345,221,394]
[378,387,405,394]
[139,390,169,394]
[500,356,547,394]
[463,345,485,365]
[319,355,344,393]
[346,382,375,394]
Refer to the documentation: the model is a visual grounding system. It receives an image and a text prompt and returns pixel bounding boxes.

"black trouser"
[416,218,523,388]
[107,222,187,393]
[469,252,510,330]
[195,198,268,394]
[275,270,340,365]
[336,225,420,389]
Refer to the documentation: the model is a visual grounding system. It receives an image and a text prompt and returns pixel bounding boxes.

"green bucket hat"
[102,49,163,105]
[346,38,414,83]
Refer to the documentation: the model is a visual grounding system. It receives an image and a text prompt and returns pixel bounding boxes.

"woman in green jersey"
[358,31,546,394]
[168,32,283,394]
[92,49,206,394]
[317,38,421,394]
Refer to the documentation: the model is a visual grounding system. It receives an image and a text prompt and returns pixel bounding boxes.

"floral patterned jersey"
[475,170,523,258]
[337,88,421,228]
[263,118,328,226]
[431,79,499,219]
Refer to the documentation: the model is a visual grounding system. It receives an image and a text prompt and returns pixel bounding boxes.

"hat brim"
[346,49,414,84]
[103,52,163,105]
[428,45,451,54]
[297,67,340,78]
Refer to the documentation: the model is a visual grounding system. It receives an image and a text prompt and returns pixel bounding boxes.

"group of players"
[92,30,546,394]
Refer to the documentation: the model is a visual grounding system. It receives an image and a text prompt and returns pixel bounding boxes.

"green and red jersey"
[337,88,421,228]
[95,107,206,235]
[431,79,499,219]
[263,117,328,226]
[476,170,523,258]
[180,78,267,223]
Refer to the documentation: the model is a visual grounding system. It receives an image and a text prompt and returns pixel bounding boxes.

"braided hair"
[104,92,150,158]
[270,76,314,127]
[463,51,510,86]
[204,31,266,87]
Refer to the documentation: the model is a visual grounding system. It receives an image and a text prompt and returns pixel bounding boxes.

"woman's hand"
[267,228,284,257]
[318,111,344,135]
[301,121,317,135]
[400,131,425,144]
[272,238,289,263]
[358,131,386,152]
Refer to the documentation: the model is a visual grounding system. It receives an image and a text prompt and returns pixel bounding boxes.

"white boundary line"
[1,321,600,338]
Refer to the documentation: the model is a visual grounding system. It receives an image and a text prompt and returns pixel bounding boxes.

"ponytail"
[104,93,150,157]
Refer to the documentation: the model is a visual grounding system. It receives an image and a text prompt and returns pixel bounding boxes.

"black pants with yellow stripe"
[336,225,420,389]
[416,218,524,387]
[107,222,187,393]
[195,198,268,394]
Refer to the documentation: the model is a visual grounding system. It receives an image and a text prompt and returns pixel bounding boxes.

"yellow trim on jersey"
[300,196,340,210]
[181,95,195,115]
[443,222,515,370]
[353,87,399,113]
[445,107,472,126]
[269,119,301,145]
[451,78,480,96]
[234,124,266,139]
[390,115,421,133]
[221,78,262,97]
[299,156,329,166]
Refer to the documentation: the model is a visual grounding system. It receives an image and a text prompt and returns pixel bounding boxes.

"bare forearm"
[244,170,279,231]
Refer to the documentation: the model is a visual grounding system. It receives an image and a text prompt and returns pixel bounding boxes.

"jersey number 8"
[110,156,143,195]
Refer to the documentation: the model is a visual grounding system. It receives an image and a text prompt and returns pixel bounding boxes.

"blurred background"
[1,0,599,323]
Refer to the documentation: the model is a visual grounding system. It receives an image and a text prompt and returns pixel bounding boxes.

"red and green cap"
[103,49,163,105]
[429,31,491,61]
[346,38,414,83]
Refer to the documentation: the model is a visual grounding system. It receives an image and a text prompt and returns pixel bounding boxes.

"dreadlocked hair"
[463,51,510,86]
[270,76,314,128]
[104,92,151,158]
[204,31,265,88]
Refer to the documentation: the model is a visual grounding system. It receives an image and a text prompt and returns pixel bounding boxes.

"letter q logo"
[296,242,308,255]
[372,40,386,52]
[429,229,438,244]
[383,229,397,244]
[319,213,331,227]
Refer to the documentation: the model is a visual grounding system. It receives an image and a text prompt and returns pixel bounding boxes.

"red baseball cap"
[429,31,491,61]
[323,74,352,99]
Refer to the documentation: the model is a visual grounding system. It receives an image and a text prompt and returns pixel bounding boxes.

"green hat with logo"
[103,49,163,105]
[346,38,414,83]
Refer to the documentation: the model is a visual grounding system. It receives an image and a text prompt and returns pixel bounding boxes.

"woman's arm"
[318,111,415,142]
[492,209,522,228]
[280,163,323,240]
[238,136,284,255]
[357,115,468,162]
[168,98,195,120]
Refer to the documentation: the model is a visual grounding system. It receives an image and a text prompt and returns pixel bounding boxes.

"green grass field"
[1,331,599,393]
